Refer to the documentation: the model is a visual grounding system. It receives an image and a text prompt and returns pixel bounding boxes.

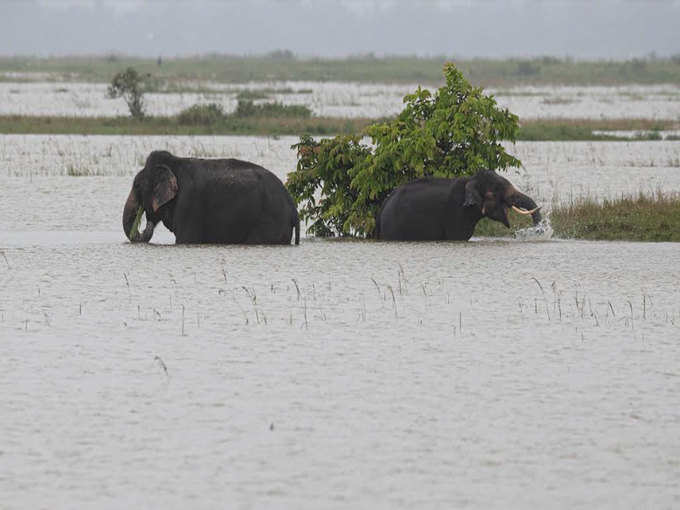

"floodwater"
[2,135,680,508]
[2,81,680,120]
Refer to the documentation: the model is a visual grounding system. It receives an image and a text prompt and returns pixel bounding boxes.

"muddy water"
[2,136,680,508]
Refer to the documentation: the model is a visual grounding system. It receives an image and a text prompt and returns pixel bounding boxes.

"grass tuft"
[551,192,680,241]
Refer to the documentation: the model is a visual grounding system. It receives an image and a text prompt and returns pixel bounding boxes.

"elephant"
[376,170,541,241]
[123,151,299,244]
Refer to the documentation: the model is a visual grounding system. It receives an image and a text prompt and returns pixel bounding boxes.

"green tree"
[286,63,522,237]
[287,135,372,236]
[107,67,147,119]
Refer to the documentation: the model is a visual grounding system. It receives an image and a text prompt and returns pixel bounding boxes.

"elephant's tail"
[294,211,300,245]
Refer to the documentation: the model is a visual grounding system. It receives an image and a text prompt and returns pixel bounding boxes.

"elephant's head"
[122,155,178,243]
[463,170,541,228]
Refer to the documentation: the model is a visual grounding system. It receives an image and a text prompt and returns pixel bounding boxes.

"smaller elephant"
[123,151,299,244]
[376,170,541,241]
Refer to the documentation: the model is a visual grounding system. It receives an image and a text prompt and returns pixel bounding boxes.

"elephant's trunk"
[123,188,155,242]
[511,192,542,226]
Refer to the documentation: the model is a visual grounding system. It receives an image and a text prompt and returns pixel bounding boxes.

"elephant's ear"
[463,180,482,208]
[151,164,178,212]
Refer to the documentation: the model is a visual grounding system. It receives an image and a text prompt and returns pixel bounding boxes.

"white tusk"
[512,205,540,215]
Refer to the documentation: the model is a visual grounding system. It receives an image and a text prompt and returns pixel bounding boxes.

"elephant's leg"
[174,229,205,244]
[172,199,205,243]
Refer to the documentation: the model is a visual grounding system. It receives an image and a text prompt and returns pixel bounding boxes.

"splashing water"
[514,217,553,241]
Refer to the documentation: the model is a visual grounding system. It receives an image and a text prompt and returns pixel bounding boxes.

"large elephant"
[123,151,299,244]
[376,170,541,241]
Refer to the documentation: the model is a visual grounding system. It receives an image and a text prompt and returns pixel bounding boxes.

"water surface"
[2,81,680,119]
[2,135,680,508]
[1,235,679,509]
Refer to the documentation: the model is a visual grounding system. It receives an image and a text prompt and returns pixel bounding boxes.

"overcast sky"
[2,0,678,59]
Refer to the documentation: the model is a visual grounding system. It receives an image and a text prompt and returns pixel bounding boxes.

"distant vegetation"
[175,100,312,126]
[107,67,147,119]
[176,103,226,125]
[233,100,311,119]
[3,55,680,86]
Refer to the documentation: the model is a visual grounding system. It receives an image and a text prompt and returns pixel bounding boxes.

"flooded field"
[1,136,679,229]
[2,134,680,508]
[2,81,680,119]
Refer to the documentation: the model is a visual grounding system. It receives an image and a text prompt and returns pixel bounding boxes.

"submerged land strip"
[1,115,678,140]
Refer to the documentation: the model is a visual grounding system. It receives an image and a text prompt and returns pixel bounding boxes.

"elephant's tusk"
[512,205,540,215]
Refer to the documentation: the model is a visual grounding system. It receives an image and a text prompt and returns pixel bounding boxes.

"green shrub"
[177,103,225,125]
[236,90,270,101]
[234,99,312,118]
[286,63,521,237]
[287,135,372,236]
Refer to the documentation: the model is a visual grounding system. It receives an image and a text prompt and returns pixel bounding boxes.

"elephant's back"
[382,178,452,213]
[191,159,296,243]
[378,178,454,240]
[190,158,288,192]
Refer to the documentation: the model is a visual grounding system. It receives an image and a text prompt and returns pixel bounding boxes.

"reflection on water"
[1,234,679,508]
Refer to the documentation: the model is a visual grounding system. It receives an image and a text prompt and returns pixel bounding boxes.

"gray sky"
[1,0,679,58]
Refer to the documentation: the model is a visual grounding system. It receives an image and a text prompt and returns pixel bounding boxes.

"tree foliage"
[107,67,147,119]
[286,63,522,237]
[287,135,372,236]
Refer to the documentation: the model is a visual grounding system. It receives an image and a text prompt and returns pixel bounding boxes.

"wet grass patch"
[475,193,680,242]
[550,192,680,242]
[0,114,376,136]
[517,118,678,141]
